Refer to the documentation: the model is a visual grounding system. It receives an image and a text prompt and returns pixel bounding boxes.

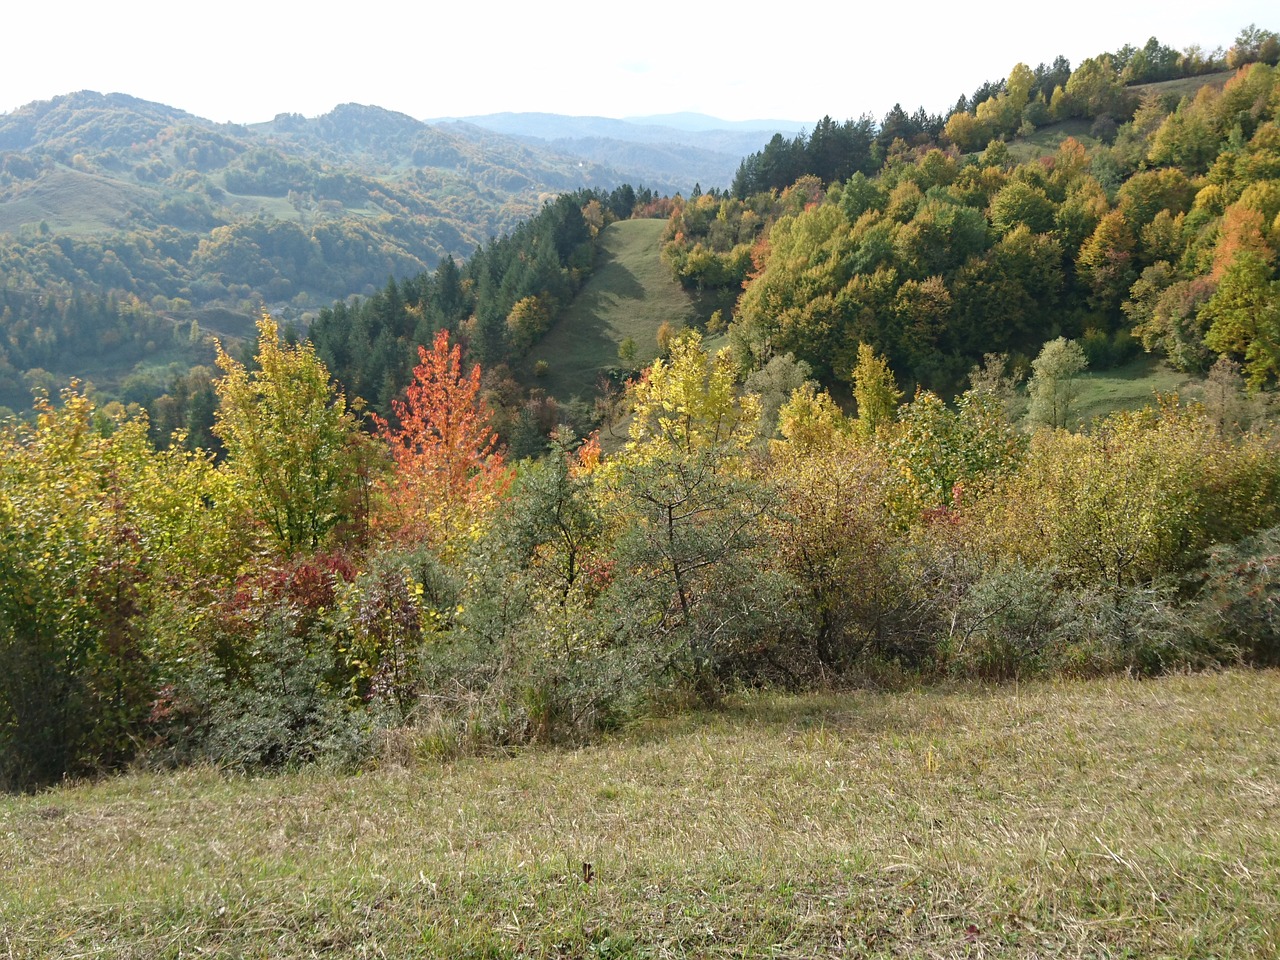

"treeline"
[3,322,1278,791]
[0,288,215,412]
[730,29,1267,198]
[663,54,1280,397]
[732,115,895,197]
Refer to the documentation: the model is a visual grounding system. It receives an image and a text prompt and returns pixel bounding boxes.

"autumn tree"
[1227,24,1280,68]
[1060,55,1130,119]
[1077,210,1138,312]
[1125,264,1216,372]
[505,295,553,354]
[1147,96,1220,174]
[0,388,148,787]
[851,342,902,438]
[944,110,989,153]
[0,384,237,788]
[375,327,509,548]
[1201,251,1280,388]
[989,181,1056,236]
[214,314,371,556]
[601,332,791,699]
[1026,337,1088,429]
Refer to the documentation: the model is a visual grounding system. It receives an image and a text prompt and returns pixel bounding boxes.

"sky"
[4,1,1278,126]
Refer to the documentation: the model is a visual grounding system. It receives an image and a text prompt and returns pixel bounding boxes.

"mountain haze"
[434,112,807,192]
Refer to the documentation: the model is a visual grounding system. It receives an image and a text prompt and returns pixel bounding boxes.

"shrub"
[941,562,1062,679]
[158,611,375,771]
[987,402,1280,589]
[1053,582,1205,676]
[0,390,165,788]
[340,544,457,719]
[1193,526,1280,665]
[0,613,90,791]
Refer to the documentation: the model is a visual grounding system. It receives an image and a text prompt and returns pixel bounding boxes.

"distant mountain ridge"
[623,112,808,133]
[0,91,198,152]
[0,91,701,307]
[440,111,804,146]
[431,111,808,191]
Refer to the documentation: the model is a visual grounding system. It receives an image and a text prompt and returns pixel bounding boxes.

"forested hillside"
[5,25,1280,802]
[0,93,668,409]
[661,30,1280,401]
[0,92,801,412]
[0,94,610,303]
[301,27,1280,462]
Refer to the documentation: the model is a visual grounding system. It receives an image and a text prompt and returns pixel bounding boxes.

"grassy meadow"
[1004,119,1102,163]
[526,219,700,403]
[1070,355,1199,427]
[3,669,1278,958]
[1128,69,1236,103]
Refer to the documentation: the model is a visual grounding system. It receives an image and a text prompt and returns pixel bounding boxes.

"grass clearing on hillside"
[0,167,150,235]
[1071,354,1197,427]
[1005,120,1100,163]
[3,670,1279,958]
[527,219,699,403]
[1129,70,1235,102]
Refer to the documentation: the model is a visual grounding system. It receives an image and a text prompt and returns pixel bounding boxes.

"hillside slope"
[524,218,698,402]
[0,93,639,316]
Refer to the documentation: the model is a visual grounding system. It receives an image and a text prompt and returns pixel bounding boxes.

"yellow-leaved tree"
[600,331,794,700]
[214,314,373,557]
[0,384,239,788]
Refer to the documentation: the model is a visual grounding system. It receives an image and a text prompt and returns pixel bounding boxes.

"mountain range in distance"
[0,91,805,196]
[430,111,807,189]
[0,90,803,409]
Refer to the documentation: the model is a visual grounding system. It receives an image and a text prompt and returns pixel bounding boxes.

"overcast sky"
[4,2,1277,126]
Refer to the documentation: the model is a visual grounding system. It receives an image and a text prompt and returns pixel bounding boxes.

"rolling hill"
[0,92,804,411]
[0,92,625,308]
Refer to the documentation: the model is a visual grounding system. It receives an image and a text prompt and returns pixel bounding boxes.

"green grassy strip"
[1071,354,1198,427]
[526,219,699,403]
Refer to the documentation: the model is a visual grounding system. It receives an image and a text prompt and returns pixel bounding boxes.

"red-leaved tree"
[374,329,510,548]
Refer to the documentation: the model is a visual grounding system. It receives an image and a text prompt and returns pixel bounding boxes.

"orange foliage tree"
[374,329,510,548]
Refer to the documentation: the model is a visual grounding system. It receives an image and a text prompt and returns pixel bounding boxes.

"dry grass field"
[3,670,1278,958]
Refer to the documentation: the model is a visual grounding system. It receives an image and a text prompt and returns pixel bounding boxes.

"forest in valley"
[3,26,1280,792]
[0,93,692,412]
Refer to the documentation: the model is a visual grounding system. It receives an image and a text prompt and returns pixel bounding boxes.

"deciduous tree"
[375,328,509,549]
[214,314,371,556]
[1026,337,1088,429]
